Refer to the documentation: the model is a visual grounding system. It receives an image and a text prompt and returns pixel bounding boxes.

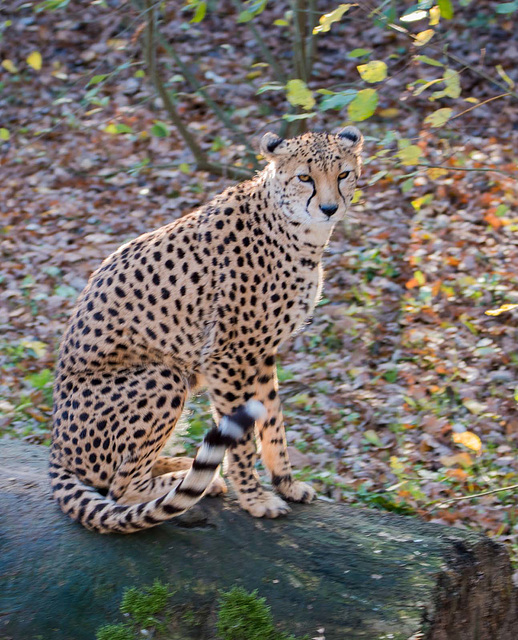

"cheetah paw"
[241,492,291,519]
[279,480,316,503]
[207,475,228,497]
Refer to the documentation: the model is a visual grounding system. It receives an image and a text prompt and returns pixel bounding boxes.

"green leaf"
[364,429,383,447]
[319,90,357,111]
[348,48,372,58]
[25,368,53,390]
[313,4,353,34]
[178,163,190,174]
[396,144,422,166]
[383,369,398,383]
[285,79,315,110]
[347,88,378,121]
[190,1,206,23]
[414,54,444,67]
[495,204,510,217]
[282,112,316,121]
[88,74,108,85]
[357,60,387,83]
[115,123,133,134]
[55,284,78,299]
[256,82,284,95]
[35,0,70,10]
[237,0,267,23]
[495,1,518,13]
[0,128,10,141]
[150,121,169,137]
[431,68,461,100]
[424,107,453,127]
[438,0,454,18]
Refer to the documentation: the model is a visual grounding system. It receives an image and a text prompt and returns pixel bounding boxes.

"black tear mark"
[306,184,317,212]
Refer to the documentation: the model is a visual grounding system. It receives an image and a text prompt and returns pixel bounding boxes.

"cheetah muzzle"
[50,127,363,533]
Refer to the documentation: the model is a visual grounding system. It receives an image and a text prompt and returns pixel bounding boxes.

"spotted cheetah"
[50,126,363,533]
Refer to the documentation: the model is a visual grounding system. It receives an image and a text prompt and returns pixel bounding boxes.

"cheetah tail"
[49,400,267,534]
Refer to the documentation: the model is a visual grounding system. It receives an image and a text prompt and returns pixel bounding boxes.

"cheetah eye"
[298,174,312,183]
[338,171,351,180]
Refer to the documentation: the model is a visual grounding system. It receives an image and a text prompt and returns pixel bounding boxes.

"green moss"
[216,586,305,640]
[96,623,135,640]
[120,579,171,627]
[96,582,304,640]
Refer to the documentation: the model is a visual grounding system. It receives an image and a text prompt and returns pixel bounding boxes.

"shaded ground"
[1,2,517,565]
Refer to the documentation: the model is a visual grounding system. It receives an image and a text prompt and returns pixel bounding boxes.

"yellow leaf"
[390,456,405,473]
[414,29,435,46]
[414,270,426,285]
[356,60,387,83]
[285,79,315,110]
[104,123,118,135]
[2,59,18,73]
[395,144,422,165]
[26,51,42,71]
[313,4,354,34]
[429,5,441,25]
[462,399,485,415]
[440,452,473,468]
[0,128,10,141]
[424,107,452,128]
[379,108,399,118]
[496,64,515,89]
[453,430,482,452]
[427,167,448,179]
[486,303,518,316]
[19,339,48,358]
[351,188,362,204]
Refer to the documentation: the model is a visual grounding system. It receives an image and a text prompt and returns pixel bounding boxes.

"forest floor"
[1,2,517,569]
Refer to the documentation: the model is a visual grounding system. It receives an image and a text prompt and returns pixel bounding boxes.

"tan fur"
[50,128,363,532]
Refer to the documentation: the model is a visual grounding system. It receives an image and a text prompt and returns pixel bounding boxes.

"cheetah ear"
[260,132,289,159]
[337,126,363,154]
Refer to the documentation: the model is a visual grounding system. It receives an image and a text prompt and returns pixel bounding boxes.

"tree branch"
[142,0,253,180]
[156,33,259,168]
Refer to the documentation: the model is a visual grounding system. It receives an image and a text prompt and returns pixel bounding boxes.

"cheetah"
[50,126,363,533]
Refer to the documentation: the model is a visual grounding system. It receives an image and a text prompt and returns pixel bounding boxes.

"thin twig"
[231,0,287,82]
[450,92,511,121]
[424,484,518,511]
[416,164,516,180]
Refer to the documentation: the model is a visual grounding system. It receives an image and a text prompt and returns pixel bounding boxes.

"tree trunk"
[1,441,516,640]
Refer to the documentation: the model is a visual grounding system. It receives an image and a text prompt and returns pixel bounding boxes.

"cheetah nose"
[319,204,338,217]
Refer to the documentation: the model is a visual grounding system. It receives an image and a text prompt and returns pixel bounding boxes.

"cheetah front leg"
[255,355,316,504]
[204,359,290,518]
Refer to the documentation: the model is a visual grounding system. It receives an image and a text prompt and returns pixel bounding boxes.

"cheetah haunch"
[50,127,363,533]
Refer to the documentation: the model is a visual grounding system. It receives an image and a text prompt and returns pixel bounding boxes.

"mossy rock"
[1,441,517,640]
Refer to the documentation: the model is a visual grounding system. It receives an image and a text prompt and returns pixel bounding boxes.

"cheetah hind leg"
[152,455,227,497]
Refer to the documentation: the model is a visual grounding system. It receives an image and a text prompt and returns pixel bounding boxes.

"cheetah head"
[260,127,363,227]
